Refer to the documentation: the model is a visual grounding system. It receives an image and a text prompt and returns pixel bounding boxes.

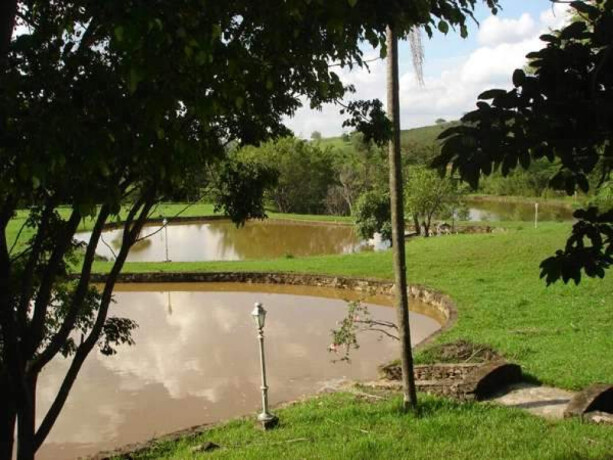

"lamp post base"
[256,412,279,430]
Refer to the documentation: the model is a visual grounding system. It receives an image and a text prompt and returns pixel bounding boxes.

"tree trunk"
[413,215,421,235]
[0,0,17,66]
[16,374,37,460]
[0,374,16,460]
[386,26,418,412]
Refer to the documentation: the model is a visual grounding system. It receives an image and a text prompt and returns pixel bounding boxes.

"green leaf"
[114,26,124,42]
[348,0,358,7]
[212,24,222,40]
[438,20,449,34]
[128,67,142,93]
[560,21,586,40]
[571,1,600,19]
[512,69,525,87]
[539,34,559,43]
[365,29,379,48]
[478,89,507,100]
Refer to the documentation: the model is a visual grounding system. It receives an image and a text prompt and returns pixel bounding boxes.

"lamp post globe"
[251,302,278,429]
[251,302,266,329]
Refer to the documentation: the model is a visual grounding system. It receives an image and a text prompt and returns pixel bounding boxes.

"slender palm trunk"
[386,26,418,412]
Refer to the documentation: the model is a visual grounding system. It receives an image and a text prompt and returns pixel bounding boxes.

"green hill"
[317,120,458,155]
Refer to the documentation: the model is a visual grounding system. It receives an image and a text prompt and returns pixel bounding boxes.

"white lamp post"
[162,218,170,262]
[251,302,278,429]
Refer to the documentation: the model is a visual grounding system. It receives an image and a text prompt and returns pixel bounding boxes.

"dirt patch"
[420,339,503,364]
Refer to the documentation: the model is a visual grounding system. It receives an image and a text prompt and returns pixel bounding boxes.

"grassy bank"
[126,392,612,460]
[93,221,613,390]
[466,194,584,208]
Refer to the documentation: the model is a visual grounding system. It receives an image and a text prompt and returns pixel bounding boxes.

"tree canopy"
[405,166,463,236]
[435,0,612,285]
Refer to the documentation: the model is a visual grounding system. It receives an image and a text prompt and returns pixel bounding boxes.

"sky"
[285,0,571,138]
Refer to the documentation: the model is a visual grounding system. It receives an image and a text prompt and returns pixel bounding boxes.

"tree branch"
[17,201,55,336]
[26,209,82,356]
[7,217,28,257]
[28,205,111,375]
[34,193,155,450]
[135,199,201,242]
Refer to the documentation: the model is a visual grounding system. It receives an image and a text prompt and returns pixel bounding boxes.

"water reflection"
[36,283,440,460]
[76,220,366,262]
[465,199,573,222]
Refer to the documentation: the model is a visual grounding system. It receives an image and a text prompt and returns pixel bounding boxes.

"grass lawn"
[127,392,613,460]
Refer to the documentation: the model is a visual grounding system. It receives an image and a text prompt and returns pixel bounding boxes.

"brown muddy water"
[466,199,574,222]
[36,283,441,460]
[74,220,386,263]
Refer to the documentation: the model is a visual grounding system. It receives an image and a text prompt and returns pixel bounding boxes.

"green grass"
[93,222,613,390]
[467,194,584,208]
[127,392,613,460]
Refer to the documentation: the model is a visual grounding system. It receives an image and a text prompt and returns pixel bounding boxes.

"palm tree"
[385,25,423,412]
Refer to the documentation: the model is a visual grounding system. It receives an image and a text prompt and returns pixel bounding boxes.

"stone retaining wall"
[104,216,353,230]
[91,271,458,343]
[371,362,523,401]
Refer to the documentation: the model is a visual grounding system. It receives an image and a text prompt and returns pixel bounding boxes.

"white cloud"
[478,13,536,46]
[459,38,542,84]
[285,4,573,138]
[540,3,573,30]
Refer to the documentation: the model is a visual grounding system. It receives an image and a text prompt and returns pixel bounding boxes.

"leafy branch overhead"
[435,0,613,284]
[341,100,392,147]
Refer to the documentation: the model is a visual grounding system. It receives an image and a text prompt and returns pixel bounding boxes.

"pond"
[36,283,441,460]
[465,198,574,222]
[74,219,385,263]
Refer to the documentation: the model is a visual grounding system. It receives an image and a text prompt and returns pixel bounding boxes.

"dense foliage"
[436,0,613,284]
[405,166,464,236]
[236,138,336,215]
[354,190,392,241]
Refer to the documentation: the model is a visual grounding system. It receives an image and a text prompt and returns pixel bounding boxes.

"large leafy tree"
[435,0,612,284]
[1,1,501,458]
[405,166,463,237]
[236,137,337,215]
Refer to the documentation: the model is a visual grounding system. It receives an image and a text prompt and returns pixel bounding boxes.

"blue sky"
[287,0,570,138]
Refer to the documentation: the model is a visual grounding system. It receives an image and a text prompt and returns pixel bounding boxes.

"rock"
[466,362,523,401]
[565,384,613,419]
[583,411,613,425]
